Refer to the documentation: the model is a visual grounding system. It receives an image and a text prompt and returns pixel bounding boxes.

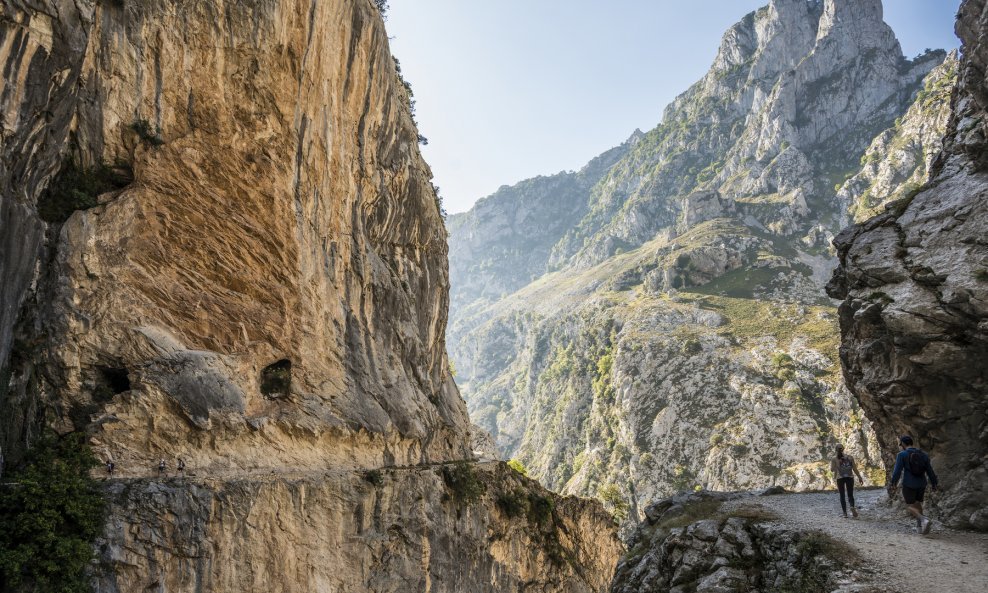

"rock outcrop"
[447,0,942,528]
[446,131,641,313]
[829,0,988,531]
[611,491,870,593]
[0,0,621,589]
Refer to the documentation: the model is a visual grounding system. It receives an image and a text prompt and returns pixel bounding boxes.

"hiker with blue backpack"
[888,435,939,534]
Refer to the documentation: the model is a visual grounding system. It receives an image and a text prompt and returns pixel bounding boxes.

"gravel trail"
[727,488,988,593]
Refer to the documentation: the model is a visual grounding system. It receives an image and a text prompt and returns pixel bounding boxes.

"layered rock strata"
[829,0,988,531]
[0,0,621,589]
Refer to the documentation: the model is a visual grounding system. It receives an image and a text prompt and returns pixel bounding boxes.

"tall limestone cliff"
[0,0,620,590]
[837,53,958,223]
[448,0,950,527]
[829,0,988,531]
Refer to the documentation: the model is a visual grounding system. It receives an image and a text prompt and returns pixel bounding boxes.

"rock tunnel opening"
[260,359,292,399]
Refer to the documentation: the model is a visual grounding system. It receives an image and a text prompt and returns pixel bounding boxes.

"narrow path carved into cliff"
[729,489,988,593]
[96,459,500,483]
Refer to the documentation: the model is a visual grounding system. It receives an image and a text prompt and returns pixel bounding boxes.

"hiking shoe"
[920,516,932,534]
[851,506,859,518]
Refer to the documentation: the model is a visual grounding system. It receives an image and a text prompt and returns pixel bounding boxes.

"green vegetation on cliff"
[0,433,104,593]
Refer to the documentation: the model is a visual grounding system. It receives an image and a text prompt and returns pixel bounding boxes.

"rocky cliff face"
[838,54,957,223]
[97,463,620,593]
[448,0,946,529]
[2,0,468,472]
[0,0,620,589]
[828,0,988,531]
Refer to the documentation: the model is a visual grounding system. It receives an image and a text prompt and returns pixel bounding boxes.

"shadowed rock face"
[829,0,988,531]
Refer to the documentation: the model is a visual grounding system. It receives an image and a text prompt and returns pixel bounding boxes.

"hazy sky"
[386,1,961,214]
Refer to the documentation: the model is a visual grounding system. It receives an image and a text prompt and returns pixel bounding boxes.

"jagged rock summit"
[0,0,621,590]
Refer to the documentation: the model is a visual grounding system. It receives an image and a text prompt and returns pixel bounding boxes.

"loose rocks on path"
[726,489,988,593]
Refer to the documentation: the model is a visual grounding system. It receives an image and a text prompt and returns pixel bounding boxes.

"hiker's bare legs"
[907,502,923,520]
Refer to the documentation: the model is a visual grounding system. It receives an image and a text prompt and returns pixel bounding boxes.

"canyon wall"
[829,0,988,531]
[0,0,621,589]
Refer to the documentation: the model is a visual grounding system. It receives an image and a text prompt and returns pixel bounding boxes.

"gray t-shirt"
[831,455,855,478]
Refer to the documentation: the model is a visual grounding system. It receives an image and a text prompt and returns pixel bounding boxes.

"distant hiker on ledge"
[177,458,186,476]
[106,460,115,476]
[888,435,939,534]
[158,458,167,477]
[831,444,863,518]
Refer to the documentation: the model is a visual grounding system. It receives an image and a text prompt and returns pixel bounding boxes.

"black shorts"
[902,485,925,504]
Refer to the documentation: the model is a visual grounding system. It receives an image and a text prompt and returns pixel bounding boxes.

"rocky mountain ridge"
[447,0,953,530]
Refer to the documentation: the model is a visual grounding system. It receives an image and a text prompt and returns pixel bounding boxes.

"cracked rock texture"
[0,0,621,590]
[829,0,988,531]
[838,54,958,223]
[96,463,621,593]
[610,491,869,593]
[1,0,465,478]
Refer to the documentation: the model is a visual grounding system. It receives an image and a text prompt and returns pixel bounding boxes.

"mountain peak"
[816,0,902,59]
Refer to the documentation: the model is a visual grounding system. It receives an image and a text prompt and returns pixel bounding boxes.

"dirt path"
[96,458,500,483]
[727,489,988,593]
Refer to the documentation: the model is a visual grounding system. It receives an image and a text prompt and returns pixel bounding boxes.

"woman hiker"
[831,444,864,518]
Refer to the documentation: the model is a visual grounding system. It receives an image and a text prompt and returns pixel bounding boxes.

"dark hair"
[899,435,914,446]
[836,445,845,459]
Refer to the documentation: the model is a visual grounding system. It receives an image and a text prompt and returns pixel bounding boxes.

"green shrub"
[0,432,105,593]
[777,367,797,382]
[37,160,131,223]
[598,483,629,522]
[441,462,486,505]
[363,469,383,487]
[528,493,555,526]
[131,119,164,146]
[507,459,528,476]
[771,352,795,369]
[496,489,530,518]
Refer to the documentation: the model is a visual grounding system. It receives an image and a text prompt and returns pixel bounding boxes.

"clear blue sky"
[386,1,961,214]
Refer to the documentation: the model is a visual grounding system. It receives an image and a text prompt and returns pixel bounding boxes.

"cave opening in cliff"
[260,359,292,399]
[95,366,131,401]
